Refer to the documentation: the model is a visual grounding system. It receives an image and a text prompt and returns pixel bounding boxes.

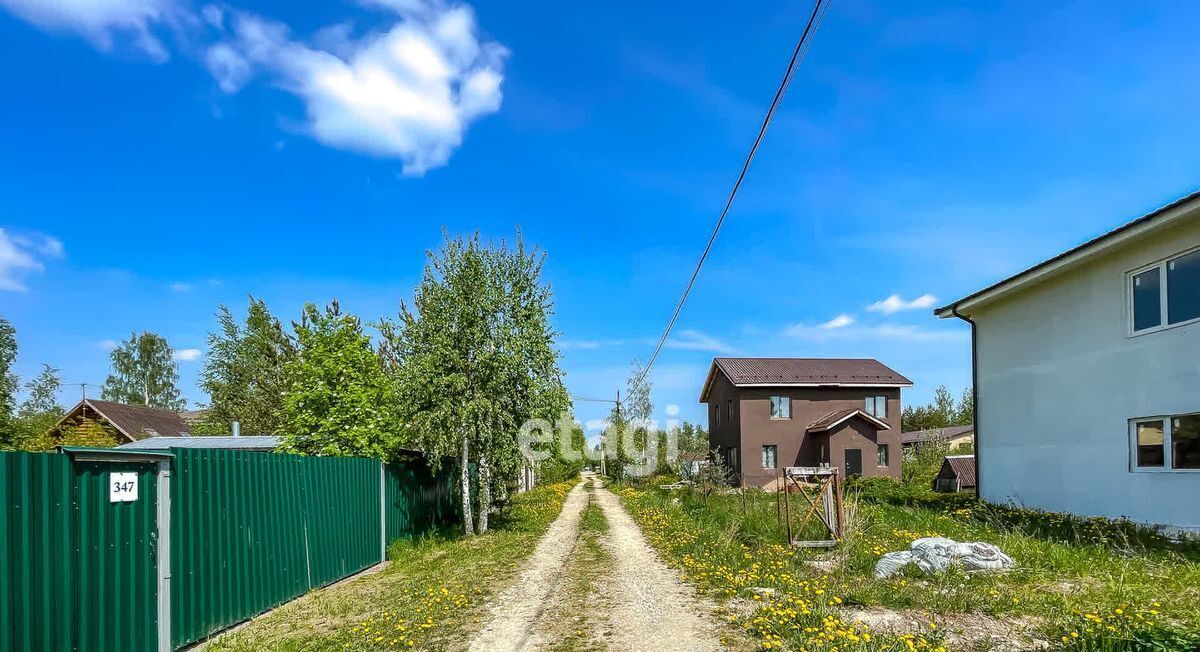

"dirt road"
[467,474,725,652]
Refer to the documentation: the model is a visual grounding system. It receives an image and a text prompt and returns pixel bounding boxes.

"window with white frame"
[1130,247,1200,333]
[769,396,791,419]
[762,445,777,469]
[1131,413,1200,471]
[865,395,887,419]
[877,443,890,467]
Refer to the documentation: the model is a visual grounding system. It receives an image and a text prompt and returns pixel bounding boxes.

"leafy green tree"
[383,232,568,535]
[0,318,18,445]
[13,364,65,450]
[198,297,297,435]
[955,387,975,425]
[101,332,185,409]
[901,384,973,432]
[278,301,400,458]
[606,360,653,479]
[932,385,957,425]
[676,421,709,459]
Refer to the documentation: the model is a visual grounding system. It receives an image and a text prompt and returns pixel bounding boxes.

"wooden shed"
[933,454,976,493]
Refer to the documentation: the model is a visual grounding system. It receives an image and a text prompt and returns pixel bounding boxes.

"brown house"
[699,357,911,487]
[55,399,196,443]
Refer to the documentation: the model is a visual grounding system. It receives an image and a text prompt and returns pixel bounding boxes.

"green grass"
[614,483,1200,652]
[206,480,576,652]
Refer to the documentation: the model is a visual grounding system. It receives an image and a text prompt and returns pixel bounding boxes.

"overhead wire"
[634,0,833,388]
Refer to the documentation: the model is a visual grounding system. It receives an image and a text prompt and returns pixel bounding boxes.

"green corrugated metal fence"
[383,458,459,542]
[1,452,74,652]
[299,455,381,590]
[1,451,160,652]
[2,448,461,652]
[170,449,311,649]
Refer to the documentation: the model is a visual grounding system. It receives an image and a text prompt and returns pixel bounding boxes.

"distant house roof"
[806,408,891,434]
[939,455,977,488]
[57,399,194,442]
[699,357,912,402]
[178,409,209,427]
[936,190,1200,317]
[901,424,975,445]
[118,436,280,452]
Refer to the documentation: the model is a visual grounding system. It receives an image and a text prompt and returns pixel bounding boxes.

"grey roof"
[901,424,975,445]
[117,436,280,451]
[701,357,911,401]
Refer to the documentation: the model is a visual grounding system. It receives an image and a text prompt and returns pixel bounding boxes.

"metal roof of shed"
[116,435,280,451]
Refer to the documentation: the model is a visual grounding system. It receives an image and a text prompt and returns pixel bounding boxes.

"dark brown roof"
[61,399,194,441]
[701,357,911,401]
[901,424,975,445]
[941,455,976,487]
[806,408,891,433]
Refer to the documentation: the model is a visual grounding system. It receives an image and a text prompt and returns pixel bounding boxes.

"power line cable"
[635,0,833,387]
[571,395,621,404]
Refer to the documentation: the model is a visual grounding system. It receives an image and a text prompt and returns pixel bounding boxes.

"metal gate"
[1,448,169,652]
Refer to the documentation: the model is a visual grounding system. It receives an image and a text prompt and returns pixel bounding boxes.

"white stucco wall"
[971,213,1200,530]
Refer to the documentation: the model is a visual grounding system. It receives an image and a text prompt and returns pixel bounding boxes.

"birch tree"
[382,231,567,536]
[101,332,185,409]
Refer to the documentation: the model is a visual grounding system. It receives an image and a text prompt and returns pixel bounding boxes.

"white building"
[937,192,1200,531]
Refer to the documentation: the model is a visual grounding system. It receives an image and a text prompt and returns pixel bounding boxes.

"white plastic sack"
[873,537,1014,578]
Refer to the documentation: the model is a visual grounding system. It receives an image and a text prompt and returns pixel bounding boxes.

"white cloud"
[206,1,507,175]
[97,339,119,350]
[169,282,192,292]
[784,321,966,343]
[819,313,855,330]
[0,0,180,61]
[665,329,734,354]
[866,293,938,315]
[172,348,202,361]
[560,339,605,350]
[0,229,63,292]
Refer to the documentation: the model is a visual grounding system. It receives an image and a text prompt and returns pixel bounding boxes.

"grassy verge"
[545,493,611,652]
[615,484,1200,652]
[207,480,575,652]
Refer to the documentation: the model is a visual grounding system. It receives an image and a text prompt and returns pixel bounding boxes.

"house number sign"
[110,472,139,503]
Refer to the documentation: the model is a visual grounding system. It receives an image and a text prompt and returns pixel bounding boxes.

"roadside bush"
[901,439,953,487]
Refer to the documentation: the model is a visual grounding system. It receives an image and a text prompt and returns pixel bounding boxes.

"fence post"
[156,459,172,652]
[379,462,386,563]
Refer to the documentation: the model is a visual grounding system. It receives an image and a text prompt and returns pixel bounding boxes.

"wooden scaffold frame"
[781,466,844,548]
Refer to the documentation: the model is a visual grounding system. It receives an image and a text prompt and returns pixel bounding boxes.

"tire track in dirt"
[468,479,590,652]
[591,483,724,652]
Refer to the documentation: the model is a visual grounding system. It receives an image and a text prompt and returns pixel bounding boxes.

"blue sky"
[3,0,1200,435]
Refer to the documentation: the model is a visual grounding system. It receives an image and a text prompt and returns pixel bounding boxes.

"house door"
[844,449,862,477]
